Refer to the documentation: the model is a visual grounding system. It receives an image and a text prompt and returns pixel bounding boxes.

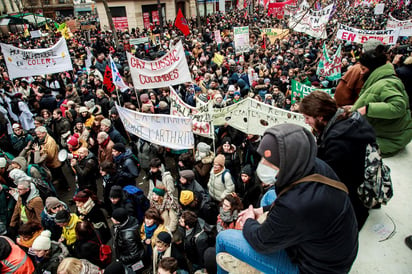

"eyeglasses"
[52,204,63,210]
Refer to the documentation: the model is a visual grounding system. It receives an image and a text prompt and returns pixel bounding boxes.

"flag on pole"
[103,65,115,93]
[23,25,30,38]
[109,55,129,91]
[174,9,190,36]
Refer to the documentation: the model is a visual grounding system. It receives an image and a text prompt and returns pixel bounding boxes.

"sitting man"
[216,124,358,273]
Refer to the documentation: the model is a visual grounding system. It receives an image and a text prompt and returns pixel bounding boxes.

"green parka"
[353,63,412,157]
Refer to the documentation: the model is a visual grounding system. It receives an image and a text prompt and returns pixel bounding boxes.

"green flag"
[291,79,333,104]
[317,44,342,81]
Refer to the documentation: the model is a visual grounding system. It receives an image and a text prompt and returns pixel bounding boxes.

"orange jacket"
[0,236,35,274]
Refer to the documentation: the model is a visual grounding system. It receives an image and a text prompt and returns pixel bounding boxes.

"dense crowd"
[0,0,411,273]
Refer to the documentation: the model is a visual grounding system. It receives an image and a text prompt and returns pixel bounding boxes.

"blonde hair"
[57,257,82,274]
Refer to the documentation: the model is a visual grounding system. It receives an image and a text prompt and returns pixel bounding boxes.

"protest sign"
[127,40,191,89]
[233,26,250,53]
[212,98,309,135]
[386,13,412,37]
[129,37,149,45]
[261,28,289,44]
[317,44,342,81]
[0,38,73,79]
[214,30,222,44]
[337,24,400,44]
[116,105,194,150]
[169,87,214,138]
[268,0,295,18]
[30,30,42,38]
[291,79,333,104]
[374,3,384,15]
[288,4,333,39]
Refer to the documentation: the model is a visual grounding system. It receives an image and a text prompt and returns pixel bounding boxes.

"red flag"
[103,65,115,93]
[174,8,190,36]
[244,10,248,18]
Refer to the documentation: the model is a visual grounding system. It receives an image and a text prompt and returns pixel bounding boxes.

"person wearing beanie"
[217,136,241,183]
[178,169,208,202]
[0,236,35,273]
[55,209,81,251]
[10,121,33,155]
[32,230,70,274]
[112,143,140,186]
[9,177,43,232]
[41,197,69,241]
[152,231,188,273]
[216,124,358,274]
[11,156,52,183]
[78,105,95,129]
[352,45,412,157]
[207,154,235,202]
[73,189,111,243]
[109,185,137,218]
[73,117,90,147]
[111,207,148,271]
[150,185,180,234]
[100,118,127,145]
[236,164,262,208]
[67,133,81,154]
[179,190,194,206]
[334,39,384,107]
[194,142,214,189]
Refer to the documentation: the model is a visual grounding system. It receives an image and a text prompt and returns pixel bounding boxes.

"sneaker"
[216,252,261,274]
[405,235,412,250]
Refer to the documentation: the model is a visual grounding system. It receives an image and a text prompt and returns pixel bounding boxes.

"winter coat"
[138,140,163,170]
[10,132,33,154]
[0,236,35,274]
[78,204,111,244]
[335,63,364,106]
[148,165,176,200]
[140,223,168,249]
[10,183,43,228]
[97,139,114,164]
[52,117,71,146]
[33,241,69,274]
[217,145,241,182]
[194,152,214,189]
[317,110,376,230]
[74,236,103,268]
[182,219,210,267]
[61,213,82,246]
[36,134,61,169]
[236,177,263,208]
[152,243,188,273]
[352,63,412,157]
[0,185,15,228]
[114,149,139,186]
[242,125,358,274]
[395,63,412,109]
[113,216,146,266]
[41,202,69,241]
[73,152,99,192]
[207,168,235,202]
[108,126,127,145]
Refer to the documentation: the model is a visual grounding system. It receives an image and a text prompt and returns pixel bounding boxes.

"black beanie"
[109,186,123,199]
[257,133,281,167]
[113,143,126,153]
[55,210,71,224]
[157,231,172,244]
[0,237,12,260]
[112,208,129,224]
[359,45,387,72]
[241,164,253,176]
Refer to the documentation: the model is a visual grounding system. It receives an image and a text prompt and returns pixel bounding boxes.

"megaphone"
[58,149,77,162]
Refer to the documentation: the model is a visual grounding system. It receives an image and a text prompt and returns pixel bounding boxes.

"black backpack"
[123,185,150,224]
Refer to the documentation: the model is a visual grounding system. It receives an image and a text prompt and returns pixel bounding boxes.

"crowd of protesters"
[0,0,411,273]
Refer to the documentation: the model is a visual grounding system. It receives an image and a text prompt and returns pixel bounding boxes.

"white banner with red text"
[337,24,400,45]
[116,105,194,150]
[126,40,192,89]
[0,38,73,80]
[386,13,412,37]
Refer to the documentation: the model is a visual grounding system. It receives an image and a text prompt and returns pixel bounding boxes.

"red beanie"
[67,133,79,147]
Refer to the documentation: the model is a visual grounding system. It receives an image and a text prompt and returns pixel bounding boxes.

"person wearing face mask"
[193,142,214,189]
[215,124,358,274]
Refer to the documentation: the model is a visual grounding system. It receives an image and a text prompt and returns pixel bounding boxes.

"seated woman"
[31,230,69,274]
[73,189,111,244]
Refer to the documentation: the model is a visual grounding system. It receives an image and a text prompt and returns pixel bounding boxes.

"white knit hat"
[32,230,52,250]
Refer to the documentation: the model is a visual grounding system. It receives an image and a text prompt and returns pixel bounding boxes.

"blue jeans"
[216,229,299,274]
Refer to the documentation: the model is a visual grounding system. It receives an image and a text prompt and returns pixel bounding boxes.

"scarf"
[99,136,110,148]
[144,223,158,239]
[151,193,181,215]
[219,207,239,224]
[78,198,95,216]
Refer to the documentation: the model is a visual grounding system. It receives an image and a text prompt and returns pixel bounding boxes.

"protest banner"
[212,98,309,135]
[337,24,400,44]
[169,87,214,138]
[30,30,42,38]
[317,44,342,81]
[109,55,129,91]
[129,37,149,45]
[214,30,222,44]
[386,13,412,37]
[0,38,73,79]
[127,40,192,89]
[374,3,385,15]
[261,28,289,44]
[116,105,194,150]
[288,3,333,39]
[268,0,295,18]
[233,26,250,53]
[291,79,333,104]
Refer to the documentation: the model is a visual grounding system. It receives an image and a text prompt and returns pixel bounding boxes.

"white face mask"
[256,162,278,185]
[195,151,207,161]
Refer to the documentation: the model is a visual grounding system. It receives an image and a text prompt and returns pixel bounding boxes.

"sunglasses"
[52,204,63,210]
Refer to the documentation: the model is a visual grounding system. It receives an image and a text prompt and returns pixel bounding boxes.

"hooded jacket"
[243,124,358,274]
[10,183,43,228]
[33,241,69,274]
[352,63,412,157]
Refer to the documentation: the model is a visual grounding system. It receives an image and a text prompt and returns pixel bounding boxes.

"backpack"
[31,178,57,202]
[221,169,234,185]
[123,185,150,224]
[27,164,52,183]
[357,143,393,208]
[89,236,112,267]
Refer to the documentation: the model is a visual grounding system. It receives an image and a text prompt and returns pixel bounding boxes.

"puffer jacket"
[207,168,235,202]
[352,63,412,157]
[33,241,69,274]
